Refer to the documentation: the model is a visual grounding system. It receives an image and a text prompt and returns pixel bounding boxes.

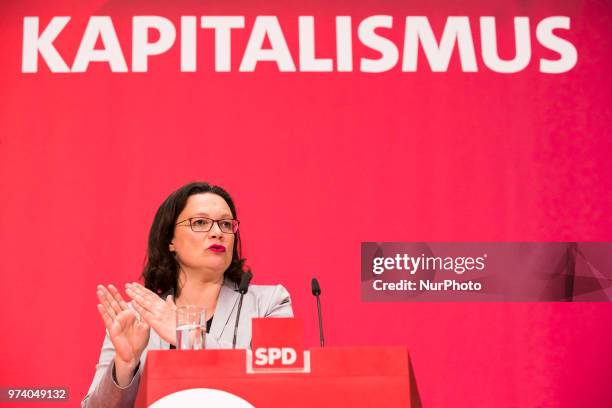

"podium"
[135,347,417,407]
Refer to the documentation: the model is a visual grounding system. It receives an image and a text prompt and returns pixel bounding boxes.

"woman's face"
[169,193,235,278]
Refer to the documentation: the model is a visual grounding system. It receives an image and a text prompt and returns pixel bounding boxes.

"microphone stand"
[311,278,324,347]
[232,271,253,349]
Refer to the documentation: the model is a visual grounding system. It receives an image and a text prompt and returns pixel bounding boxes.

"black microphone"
[311,278,324,347]
[233,271,253,349]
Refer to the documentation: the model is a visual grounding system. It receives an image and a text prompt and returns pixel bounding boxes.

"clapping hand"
[125,282,178,346]
[96,284,150,386]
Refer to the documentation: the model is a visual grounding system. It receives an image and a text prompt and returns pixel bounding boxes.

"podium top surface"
[145,346,410,378]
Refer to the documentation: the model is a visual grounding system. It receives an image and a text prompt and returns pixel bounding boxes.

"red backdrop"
[1,0,611,407]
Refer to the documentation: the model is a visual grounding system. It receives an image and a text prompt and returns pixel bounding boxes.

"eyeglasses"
[176,217,240,234]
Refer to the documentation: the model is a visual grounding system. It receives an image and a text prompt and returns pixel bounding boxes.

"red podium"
[135,347,415,407]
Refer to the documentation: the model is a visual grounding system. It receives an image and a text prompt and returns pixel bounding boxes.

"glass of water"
[176,306,206,350]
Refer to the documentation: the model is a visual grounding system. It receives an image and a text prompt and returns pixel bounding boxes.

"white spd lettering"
[254,347,297,365]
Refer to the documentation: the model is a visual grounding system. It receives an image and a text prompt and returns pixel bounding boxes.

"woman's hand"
[96,284,150,386]
[125,282,178,346]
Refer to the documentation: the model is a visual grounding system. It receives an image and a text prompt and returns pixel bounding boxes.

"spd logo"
[254,347,298,367]
[247,318,310,373]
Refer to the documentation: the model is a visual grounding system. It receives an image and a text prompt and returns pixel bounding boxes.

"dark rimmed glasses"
[176,217,240,234]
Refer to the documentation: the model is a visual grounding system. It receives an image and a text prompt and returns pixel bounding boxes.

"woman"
[82,182,293,407]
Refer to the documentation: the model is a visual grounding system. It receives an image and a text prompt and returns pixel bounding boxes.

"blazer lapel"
[209,279,240,343]
[150,328,165,350]
[155,288,174,349]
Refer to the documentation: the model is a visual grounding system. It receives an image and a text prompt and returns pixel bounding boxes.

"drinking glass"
[176,306,206,350]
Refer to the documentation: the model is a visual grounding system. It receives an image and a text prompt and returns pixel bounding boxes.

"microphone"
[238,271,253,295]
[233,271,253,349]
[311,278,324,347]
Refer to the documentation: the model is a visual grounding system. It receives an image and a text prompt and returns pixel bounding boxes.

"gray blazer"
[82,280,293,407]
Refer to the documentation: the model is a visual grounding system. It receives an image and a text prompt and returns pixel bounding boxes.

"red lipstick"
[209,244,226,253]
